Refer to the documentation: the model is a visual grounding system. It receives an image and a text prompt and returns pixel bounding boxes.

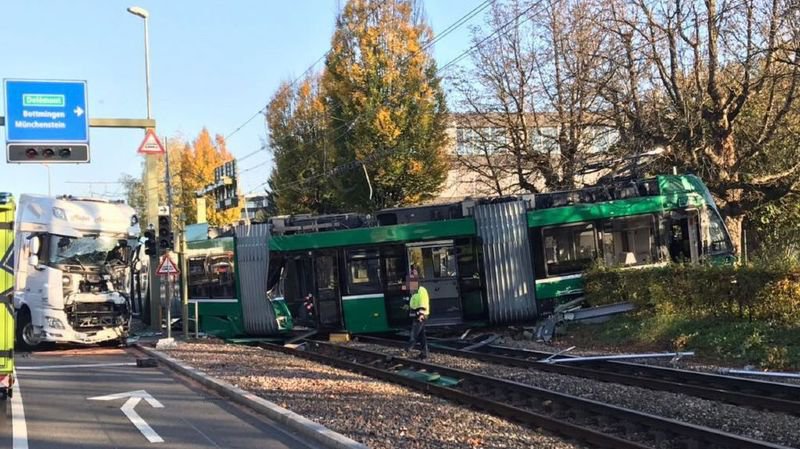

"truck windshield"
[49,235,127,266]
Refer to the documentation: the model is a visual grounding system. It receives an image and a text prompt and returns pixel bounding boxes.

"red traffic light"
[25,148,38,159]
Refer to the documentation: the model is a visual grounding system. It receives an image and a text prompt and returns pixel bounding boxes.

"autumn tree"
[172,128,241,226]
[450,0,616,196]
[599,0,800,251]
[267,74,337,214]
[323,0,449,210]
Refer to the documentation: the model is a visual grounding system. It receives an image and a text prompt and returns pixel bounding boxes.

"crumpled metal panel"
[473,200,537,324]
[235,223,278,335]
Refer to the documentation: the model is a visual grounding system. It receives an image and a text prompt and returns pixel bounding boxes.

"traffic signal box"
[144,229,157,256]
[158,215,173,251]
[7,144,89,163]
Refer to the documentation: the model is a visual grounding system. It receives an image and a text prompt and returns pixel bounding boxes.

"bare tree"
[449,0,616,197]
[600,0,800,251]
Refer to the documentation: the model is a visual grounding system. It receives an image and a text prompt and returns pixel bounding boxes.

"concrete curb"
[137,345,369,449]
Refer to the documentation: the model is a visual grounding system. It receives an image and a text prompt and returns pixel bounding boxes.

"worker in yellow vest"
[406,273,430,359]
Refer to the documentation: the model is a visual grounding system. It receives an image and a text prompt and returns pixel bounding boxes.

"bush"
[584,263,800,326]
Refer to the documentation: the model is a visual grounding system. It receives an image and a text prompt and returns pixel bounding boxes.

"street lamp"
[128,5,160,332]
[127,6,151,119]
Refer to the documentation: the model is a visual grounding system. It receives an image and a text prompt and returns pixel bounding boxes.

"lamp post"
[128,5,161,332]
[127,6,151,119]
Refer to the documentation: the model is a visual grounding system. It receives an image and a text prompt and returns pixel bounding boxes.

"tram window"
[346,249,381,294]
[315,256,337,296]
[542,224,596,276]
[382,252,406,287]
[707,208,733,254]
[208,254,236,298]
[602,216,656,266]
[408,246,457,279]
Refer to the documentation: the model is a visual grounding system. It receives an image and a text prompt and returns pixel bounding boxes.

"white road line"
[16,362,137,371]
[11,370,28,449]
[180,417,222,449]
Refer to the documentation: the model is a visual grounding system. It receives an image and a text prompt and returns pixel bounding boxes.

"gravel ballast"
[162,341,586,449]
[350,341,800,448]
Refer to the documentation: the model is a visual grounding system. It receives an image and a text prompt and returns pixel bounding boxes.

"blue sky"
[0,0,480,202]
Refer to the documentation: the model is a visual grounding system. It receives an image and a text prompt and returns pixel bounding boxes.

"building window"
[346,249,382,294]
[542,223,596,276]
[602,216,657,266]
[531,127,559,153]
[456,127,507,156]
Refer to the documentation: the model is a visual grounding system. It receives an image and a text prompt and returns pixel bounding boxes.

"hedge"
[584,264,800,326]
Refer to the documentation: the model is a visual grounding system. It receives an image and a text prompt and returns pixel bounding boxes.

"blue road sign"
[3,79,89,143]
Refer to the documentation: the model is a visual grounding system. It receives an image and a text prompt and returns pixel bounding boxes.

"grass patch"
[566,313,800,370]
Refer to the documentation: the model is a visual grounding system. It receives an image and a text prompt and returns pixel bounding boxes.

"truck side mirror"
[28,254,39,267]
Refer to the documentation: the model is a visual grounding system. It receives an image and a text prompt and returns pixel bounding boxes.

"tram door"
[668,210,700,263]
[407,241,463,325]
[313,252,344,329]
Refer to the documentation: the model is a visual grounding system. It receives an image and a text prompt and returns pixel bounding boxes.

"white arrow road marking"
[89,390,165,443]
[73,106,84,117]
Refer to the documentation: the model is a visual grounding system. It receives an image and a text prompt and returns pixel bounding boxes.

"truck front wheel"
[16,308,40,350]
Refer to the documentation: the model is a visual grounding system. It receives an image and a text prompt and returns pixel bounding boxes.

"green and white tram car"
[265,174,734,334]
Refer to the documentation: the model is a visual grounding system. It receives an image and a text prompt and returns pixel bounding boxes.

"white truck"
[13,195,142,349]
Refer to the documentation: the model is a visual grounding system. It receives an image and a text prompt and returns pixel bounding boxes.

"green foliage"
[267,74,337,215]
[323,0,449,210]
[583,263,800,369]
[585,264,800,326]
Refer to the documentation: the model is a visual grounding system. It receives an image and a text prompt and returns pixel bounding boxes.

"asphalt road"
[0,346,321,449]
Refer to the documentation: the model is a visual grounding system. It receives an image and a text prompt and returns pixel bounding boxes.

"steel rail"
[260,341,790,449]
[356,335,800,415]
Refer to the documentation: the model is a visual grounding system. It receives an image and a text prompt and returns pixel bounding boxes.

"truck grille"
[67,302,127,330]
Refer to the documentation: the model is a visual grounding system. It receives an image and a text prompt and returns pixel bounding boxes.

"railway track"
[260,340,791,449]
[356,335,800,416]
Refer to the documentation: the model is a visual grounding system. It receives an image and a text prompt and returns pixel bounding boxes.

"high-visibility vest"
[409,286,430,317]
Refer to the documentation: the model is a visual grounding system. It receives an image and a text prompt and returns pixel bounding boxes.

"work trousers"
[408,318,429,358]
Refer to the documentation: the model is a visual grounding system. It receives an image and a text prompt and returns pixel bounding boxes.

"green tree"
[323,0,449,210]
[266,74,337,214]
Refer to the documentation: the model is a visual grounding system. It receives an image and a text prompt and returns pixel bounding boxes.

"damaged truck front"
[13,194,141,349]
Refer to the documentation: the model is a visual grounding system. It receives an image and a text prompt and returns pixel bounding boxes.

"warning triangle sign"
[156,254,180,276]
[137,129,166,155]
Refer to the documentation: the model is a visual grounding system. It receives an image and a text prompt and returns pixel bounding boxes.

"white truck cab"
[13,195,141,348]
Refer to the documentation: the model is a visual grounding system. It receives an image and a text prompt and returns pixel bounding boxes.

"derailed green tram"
[265,174,735,334]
